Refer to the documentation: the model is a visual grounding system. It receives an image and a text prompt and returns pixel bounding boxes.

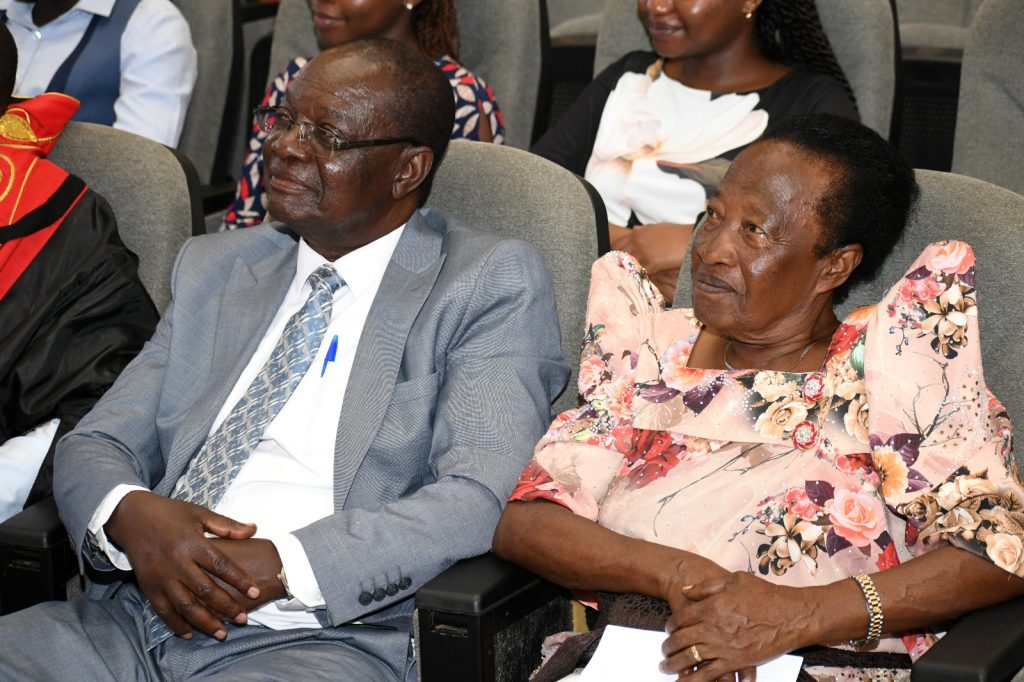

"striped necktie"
[143,263,343,649]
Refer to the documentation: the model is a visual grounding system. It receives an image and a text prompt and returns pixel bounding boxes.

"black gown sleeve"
[0,190,159,507]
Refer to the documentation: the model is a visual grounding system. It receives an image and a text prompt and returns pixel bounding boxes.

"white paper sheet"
[579,625,804,682]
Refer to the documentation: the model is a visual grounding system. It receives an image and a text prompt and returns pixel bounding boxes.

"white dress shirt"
[0,419,58,522]
[1,0,198,146]
[87,226,405,630]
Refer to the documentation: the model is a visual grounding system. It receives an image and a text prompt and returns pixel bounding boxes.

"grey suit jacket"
[53,208,569,673]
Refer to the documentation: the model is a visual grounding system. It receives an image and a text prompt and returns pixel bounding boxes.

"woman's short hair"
[412,0,459,60]
[760,113,919,303]
[755,0,855,108]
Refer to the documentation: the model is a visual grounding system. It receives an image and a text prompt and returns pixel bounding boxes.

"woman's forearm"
[800,545,1024,647]
[492,500,726,601]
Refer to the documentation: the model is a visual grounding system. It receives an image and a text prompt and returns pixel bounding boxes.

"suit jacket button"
[386,583,399,596]
[359,591,374,606]
[398,577,412,590]
[373,587,386,602]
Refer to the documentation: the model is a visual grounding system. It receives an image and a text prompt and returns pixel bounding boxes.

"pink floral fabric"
[510,243,1021,669]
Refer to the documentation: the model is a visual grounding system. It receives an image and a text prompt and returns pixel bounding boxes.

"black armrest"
[912,595,1024,681]
[0,497,77,615]
[415,552,572,682]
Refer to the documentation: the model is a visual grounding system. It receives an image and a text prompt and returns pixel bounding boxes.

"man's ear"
[392,146,434,201]
[816,243,864,296]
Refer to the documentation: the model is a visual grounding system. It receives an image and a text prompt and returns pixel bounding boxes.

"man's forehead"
[285,75,375,121]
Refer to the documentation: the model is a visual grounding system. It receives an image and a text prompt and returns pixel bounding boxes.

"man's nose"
[272,121,313,160]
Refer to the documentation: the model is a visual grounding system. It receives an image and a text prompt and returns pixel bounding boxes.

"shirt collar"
[294,224,406,301]
[67,0,115,18]
[1,0,116,21]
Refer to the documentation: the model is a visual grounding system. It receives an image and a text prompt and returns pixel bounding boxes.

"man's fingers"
[167,581,228,640]
[200,509,257,540]
[198,545,260,599]
[188,566,248,623]
[150,594,192,640]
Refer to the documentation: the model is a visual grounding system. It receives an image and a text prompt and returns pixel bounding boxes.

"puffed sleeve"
[508,252,664,520]
[864,241,1023,576]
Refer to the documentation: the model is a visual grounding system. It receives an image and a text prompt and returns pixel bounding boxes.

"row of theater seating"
[2,118,1024,680]
[164,0,1024,215]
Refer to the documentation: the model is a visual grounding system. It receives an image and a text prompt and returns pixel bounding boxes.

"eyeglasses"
[253,105,419,156]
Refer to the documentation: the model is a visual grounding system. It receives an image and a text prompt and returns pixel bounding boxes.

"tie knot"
[307,264,343,296]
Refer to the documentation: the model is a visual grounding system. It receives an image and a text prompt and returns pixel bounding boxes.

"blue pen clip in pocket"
[320,334,339,377]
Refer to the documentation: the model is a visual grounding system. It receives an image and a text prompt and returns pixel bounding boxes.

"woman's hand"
[661,572,819,681]
[608,222,694,302]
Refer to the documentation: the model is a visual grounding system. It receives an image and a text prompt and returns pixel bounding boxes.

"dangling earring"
[745,10,753,19]
[405,1,414,9]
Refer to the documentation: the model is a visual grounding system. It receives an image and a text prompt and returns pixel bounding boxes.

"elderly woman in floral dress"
[494,114,1024,682]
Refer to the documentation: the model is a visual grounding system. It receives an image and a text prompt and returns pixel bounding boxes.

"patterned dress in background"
[224,55,505,230]
[511,244,1022,681]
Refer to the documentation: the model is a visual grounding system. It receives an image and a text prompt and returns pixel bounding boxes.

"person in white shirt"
[0,0,197,146]
[0,37,568,681]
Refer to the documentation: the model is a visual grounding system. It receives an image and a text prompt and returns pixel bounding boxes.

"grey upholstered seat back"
[548,0,605,31]
[266,0,544,149]
[173,0,242,185]
[895,0,982,51]
[897,0,981,25]
[952,0,1024,196]
[48,123,201,312]
[427,140,606,413]
[673,170,1024,427]
[593,0,896,138]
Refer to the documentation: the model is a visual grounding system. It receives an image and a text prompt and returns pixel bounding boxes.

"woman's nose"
[694,221,733,265]
[641,0,674,15]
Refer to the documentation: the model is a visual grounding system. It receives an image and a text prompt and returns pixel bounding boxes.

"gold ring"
[689,644,702,663]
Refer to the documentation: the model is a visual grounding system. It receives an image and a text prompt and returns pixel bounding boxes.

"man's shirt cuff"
[86,484,149,570]
[270,534,325,609]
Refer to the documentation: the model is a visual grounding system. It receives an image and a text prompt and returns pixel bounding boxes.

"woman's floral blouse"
[224,55,505,230]
[510,242,1021,666]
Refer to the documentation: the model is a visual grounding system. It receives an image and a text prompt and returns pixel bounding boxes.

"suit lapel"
[333,211,445,508]
[157,234,297,495]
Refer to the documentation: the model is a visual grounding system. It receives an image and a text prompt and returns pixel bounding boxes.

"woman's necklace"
[723,337,824,372]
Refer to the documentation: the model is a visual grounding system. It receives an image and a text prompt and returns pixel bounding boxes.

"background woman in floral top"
[224,0,504,230]
[494,115,1024,682]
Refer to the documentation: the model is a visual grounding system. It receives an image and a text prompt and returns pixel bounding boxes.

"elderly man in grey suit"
[0,38,568,680]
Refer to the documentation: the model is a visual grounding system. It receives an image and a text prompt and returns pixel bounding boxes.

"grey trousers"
[0,585,406,682]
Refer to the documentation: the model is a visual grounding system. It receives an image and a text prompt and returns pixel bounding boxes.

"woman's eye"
[705,206,717,218]
[745,222,766,236]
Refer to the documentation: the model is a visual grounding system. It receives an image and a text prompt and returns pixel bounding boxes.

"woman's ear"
[816,243,864,296]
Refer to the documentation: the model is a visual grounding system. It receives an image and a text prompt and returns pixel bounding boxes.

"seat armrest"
[912,595,1024,681]
[415,553,571,682]
[0,497,77,614]
[416,552,560,616]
